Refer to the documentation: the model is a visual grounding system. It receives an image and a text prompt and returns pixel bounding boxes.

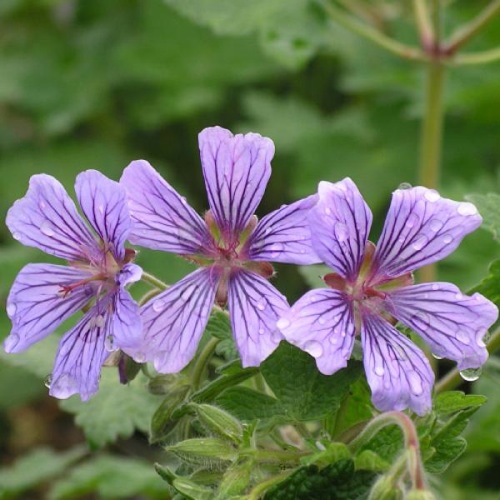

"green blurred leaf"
[466,193,500,242]
[469,258,500,309]
[59,372,162,448]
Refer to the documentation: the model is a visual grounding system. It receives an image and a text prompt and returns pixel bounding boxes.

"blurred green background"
[0,0,500,498]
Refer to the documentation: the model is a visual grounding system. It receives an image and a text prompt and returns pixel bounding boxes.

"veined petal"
[199,126,274,238]
[310,179,372,281]
[3,263,95,353]
[6,174,97,261]
[245,194,321,265]
[118,263,142,287]
[373,187,482,278]
[361,313,434,416]
[386,283,497,370]
[277,289,356,375]
[75,170,130,262]
[120,160,213,255]
[49,304,111,401]
[227,269,288,367]
[136,268,220,372]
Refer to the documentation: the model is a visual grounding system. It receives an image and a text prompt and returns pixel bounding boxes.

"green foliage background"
[0,0,500,498]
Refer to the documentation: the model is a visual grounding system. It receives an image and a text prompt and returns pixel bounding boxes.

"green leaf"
[466,193,500,242]
[59,371,162,448]
[0,446,86,496]
[469,258,500,309]
[49,455,166,499]
[206,310,238,360]
[260,342,362,421]
[434,391,487,415]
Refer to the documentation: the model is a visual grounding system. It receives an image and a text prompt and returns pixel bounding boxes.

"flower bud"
[166,437,237,466]
[192,403,243,444]
[218,459,253,496]
[368,474,403,500]
[405,489,436,500]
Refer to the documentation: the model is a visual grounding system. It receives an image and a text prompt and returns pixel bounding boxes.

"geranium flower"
[277,178,498,415]
[4,171,142,400]
[120,126,320,372]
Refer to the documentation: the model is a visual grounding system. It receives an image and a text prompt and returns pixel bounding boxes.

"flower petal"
[75,170,130,261]
[136,268,220,372]
[199,126,274,238]
[227,269,288,367]
[120,160,213,255]
[386,283,497,370]
[277,289,356,375]
[6,174,97,261]
[3,263,95,353]
[245,194,321,265]
[373,187,482,278]
[49,304,111,401]
[361,313,434,416]
[310,179,372,281]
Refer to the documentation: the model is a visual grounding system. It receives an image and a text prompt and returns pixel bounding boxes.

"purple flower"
[120,126,320,372]
[4,170,143,400]
[277,178,498,415]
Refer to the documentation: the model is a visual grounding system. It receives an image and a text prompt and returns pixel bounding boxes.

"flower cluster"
[3,126,498,414]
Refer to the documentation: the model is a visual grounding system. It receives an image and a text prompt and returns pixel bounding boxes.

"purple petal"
[3,263,95,354]
[310,179,372,281]
[6,174,98,261]
[50,304,111,401]
[118,263,142,287]
[386,283,497,370]
[199,126,274,238]
[361,313,434,416]
[277,289,356,375]
[135,268,220,372]
[227,269,288,367]
[244,194,321,265]
[373,187,482,278]
[120,160,213,255]
[75,170,130,262]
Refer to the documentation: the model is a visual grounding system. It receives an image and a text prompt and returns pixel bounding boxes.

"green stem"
[431,0,443,46]
[141,271,169,290]
[138,288,162,306]
[190,336,220,390]
[247,471,293,500]
[435,325,500,393]
[446,0,500,54]
[321,1,427,61]
[251,448,307,464]
[454,46,500,65]
[413,0,434,48]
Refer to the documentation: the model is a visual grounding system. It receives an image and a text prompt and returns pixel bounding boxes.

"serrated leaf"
[261,342,363,421]
[466,193,500,242]
[59,371,162,447]
[434,391,487,415]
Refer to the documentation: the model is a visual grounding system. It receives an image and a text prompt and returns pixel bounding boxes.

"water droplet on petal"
[256,298,267,311]
[455,330,470,345]
[94,314,105,328]
[408,371,423,395]
[457,202,477,216]
[329,335,338,345]
[455,292,464,300]
[429,219,443,232]
[334,223,348,242]
[398,182,412,190]
[39,201,46,210]
[41,220,55,237]
[276,318,290,330]
[269,243,283,257]
[304,340,323,358]
[3,333,20,352]
[411,311,430,331]
[424,190,440,202]
[44,374,52,389]
[258,328,265,335]
[105,335,115,351]
[374,365,385,376]
[180,287,194,300]
[152,299,166,312]
[431,284,440,291]
[459,367,482,382]
[7,303,16,317]
[318,316,326,325]
[324,207,332,216]
[98,204,105,214]
[12,232,21,241]
[432,352,443,360]
[412,236,428,251]
[405,212,420,229]
[442,234,453,244]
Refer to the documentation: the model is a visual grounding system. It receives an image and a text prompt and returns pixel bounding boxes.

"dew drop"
[408,371,423,395]
[258,328,265,335]
[94,314,105,328]
[318,316,327,325]
[459,367,482,382]
[424,190,440,202]
[276,318,290,330]
[455,292,464,301]
[431,284,440,291]
[432,353,443,360]
[398,182,412,190]
[12,232,21,241]
[44,374,52,389]
[304,340,323,358]
[374,365,385,376]
[411,311,430,331]
[269,243,283,257]
[41,220,55,237]
[6,303,16,317]
[412,235,428,251]
[105,335,115,351]
[405,212,420,229]
[309,295,318,303]
[457,202,478,216]
[256,298,267,311]
[39,201,46,210]
[3,333,20,352]
[152,299,166,312]
[180,287,194,300]
[324,207,332,216]
[334,223,348,242]
[329,336,338,345]
[455,330,470,345]
[429,219,443,232]
[442,234,453,244]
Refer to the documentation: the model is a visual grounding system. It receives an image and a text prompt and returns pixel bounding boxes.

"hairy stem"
[190,337,220,390]
[141,271,169,290]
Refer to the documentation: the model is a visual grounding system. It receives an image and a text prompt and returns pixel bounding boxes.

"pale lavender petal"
[361,313,434,416]
[135,268,220,372]
[386,283,497,370]
[118,263,142,287]
[3,264,95,353]
[277,289,356,375]
[49,304,110,401]
[199,126,274,237]
[310,179,372,281]
[75,170,130,261]
[244,194,321,265]
[373,187,482,279]
[227,269,288,367]
[120,160,213,255]
[6,174,98,261]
